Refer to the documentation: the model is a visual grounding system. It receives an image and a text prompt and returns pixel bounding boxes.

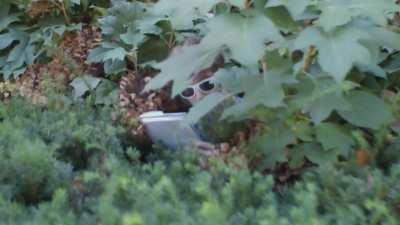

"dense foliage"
[0,98,399,225]
[84,0,400,169]
[0,0,400,224]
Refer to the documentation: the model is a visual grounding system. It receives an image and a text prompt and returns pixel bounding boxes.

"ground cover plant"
[0,0,400,224]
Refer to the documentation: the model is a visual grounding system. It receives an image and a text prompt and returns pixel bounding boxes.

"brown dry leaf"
[356,149,374,166]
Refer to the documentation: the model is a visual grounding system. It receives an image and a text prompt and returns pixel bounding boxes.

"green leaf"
[295,27,371,82]
[184,92,231,125]
[266,0,310,19]
[247,125,295,168]
[0,29,20,50]
[70,76,102,99]
[316,122,355,156]
[264,6,298,31]
[87,45,127,63]
[290,143,338,167]
[338,91,394,129]
[150,0,219,29]
[317,0,400,31]
[95,80,118,106]
[120,25,146,46]
[296,78,354,124]
[0,14,18,32]
[218,51,296,118]
[202,13,284,65]
[144,44,221,96]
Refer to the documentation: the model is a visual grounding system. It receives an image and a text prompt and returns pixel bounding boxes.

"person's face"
[180,68,219,104]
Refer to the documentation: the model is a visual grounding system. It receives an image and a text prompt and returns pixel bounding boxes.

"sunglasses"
[180,78,217,99]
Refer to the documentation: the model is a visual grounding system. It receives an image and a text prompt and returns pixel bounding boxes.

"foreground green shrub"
[1,151,399,225]
[0,98,398,225]
[0,97,126,203]
[0,122,72,203]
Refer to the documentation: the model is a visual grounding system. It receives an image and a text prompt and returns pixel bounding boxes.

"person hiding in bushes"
[174,37,247,156]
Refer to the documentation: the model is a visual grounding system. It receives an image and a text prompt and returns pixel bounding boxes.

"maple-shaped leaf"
[202,13,284,65]
[87,44,127,63]
[218,51,296,118]
[70,76,102,99]
[144,44,221,96]
[290,143,338,167]
[295,77,355,124]
[316,122,355,156]
[317,0,400,31]
[150,0,219,29]
[247,125,295,168]
[266,0,310,19]
[0,1,18,32]
[0,28,35,79]
[183,92,231,125]
[338,91,394,130]
[295,27,371,82]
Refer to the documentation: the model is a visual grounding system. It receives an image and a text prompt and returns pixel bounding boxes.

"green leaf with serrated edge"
[317,0,399,32]
[87,46,126,63]
[201,13,284,65]
[150,0,219,29]
[70,76,102,99]
[144,44,221,96]
[338,91,394,130]
[292,121,313,142]
[0,15,18,32]
[183,92,231,125]
[247,125,295,168]
[218,51,296,118]
[290,143,337,167]
[266,0,310,19]
[316,122,355,156]
[347,20,400,77]
[120,25,146,46]
[104,59,126,74]
[295,27,371,82]
[0,30,21,50]
[264,6,297,32]
[295,77,355,124]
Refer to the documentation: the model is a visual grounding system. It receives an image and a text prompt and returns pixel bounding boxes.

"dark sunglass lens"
[199,81,215,91]
[181,88,195,98]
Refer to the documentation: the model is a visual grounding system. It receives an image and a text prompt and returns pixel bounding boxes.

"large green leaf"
[201,13,284,65]
[295,27,371,82]
[87,44,127,63]
[266,0,310,19]
[290,143,338,167]
[338,91,394,130]
[317,0,399,31]
[150,0,219,29]
[144,44,221,96]
[296,78,355,124]
[316,122,355,156]
[218,51,296,118]
[0,28,35,79]
[70,76,102,99]
[184,92,231,125]
[0,13,18,32]
[247,125,295,168]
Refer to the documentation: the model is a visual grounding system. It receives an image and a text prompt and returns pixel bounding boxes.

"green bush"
[1,149,399,225]
[0,122,72,203]
[0,97,126,202]
[0,98,398,225]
